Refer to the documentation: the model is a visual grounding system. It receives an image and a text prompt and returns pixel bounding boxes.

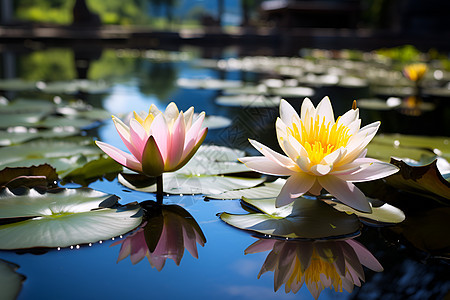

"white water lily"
[240,97,399,212]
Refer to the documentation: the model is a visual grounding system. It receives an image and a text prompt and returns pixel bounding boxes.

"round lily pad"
[0,187,142,249]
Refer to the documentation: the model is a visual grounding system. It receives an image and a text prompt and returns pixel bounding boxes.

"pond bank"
[1,25,450,55]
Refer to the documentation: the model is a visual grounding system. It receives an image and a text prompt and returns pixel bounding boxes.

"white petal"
[318,176,371,213]
[336,161,399,182]
[337,108,359,127]
[279,99,299,125]
[239,156,295,176]
[249,139,296,169]
[315,96,335,125]
[310,164,332,176]
[276,173,315,207]
[300,97,315,121]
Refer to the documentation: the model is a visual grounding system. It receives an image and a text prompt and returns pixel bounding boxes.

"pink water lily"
[245,238,383,299]
[96,102,208,177]
[240,97,399,212]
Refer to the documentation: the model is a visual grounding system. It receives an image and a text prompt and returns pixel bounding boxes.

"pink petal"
[239,156,295,176]
[129,119,148,160]
[276,172,315,207]
[166,112,186,170]
[347,239,383,272]
[336,161,399,182]
[112,116,141,160]
[296,242,313,272]
[318,175,371,213]
[149,114,169,162]
[182,112,205,159]
[95,141,142,172]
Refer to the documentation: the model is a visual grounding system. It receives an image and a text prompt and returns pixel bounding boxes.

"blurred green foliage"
[14,0,151,25]
[18,49,76,81]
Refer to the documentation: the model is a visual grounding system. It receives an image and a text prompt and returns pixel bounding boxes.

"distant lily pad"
[0,137,103,173]
[269,86,314,98]
[216,95,281,108]
[177,78,242,90]
[220,197,360,240]
[0,127,80,146]
[201,115,232,129]
[0,259,26,300]
[39,79,111,94]
[223,84,268,95]
[0,79,41,91]
[0,98,55,114]
[0,187,142,249]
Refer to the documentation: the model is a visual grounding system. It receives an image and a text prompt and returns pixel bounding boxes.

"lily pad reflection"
[0,259,26,300]
[220,197,360,240]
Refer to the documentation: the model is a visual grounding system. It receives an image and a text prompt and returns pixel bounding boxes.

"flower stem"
[156,174,163,204]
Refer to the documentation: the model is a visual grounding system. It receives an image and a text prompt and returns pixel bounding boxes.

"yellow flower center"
[286,248,343,293]
[289,116,351,165]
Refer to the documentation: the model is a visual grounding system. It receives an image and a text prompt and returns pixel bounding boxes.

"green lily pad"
[269,86,314,97]
[0,137,102,171]
[39,80,111,94]
[0,187,142,249]
[223,84,268,95]
[322,197,405,224]
[206,178,285,200]
[220,197,360,240]
[0,127,80,146]
[177,78,242,90]
[118,144,262,195]
[119,172,265,195]
[0,79,41,91]
[385,158,450,204]
[0,112,47,128]
[0,259,26,300]
[216,95,281,108]
[201,115,232,129]
[0,98,55,114]
[367,134,450,162]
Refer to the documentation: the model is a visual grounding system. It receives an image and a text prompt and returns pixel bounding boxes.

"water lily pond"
[0,45,449,300]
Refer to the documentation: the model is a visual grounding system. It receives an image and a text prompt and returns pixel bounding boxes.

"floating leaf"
[385,158,450,204]
[322,197,405,224]
[220,197,360,240]
[0,187,142,249]
[39,80,111,94]
[177,78,242,90]
[207,178,285,199]
[119,172,265,195]
[0,127,80,146]
[367,134,450,162]
[201,115,232,129]
[0,79,40,91]
[62,156,123,186]
[0,98,55,114]
[269,86,314,98]
[0,137,102,172]
[0,259,26,300]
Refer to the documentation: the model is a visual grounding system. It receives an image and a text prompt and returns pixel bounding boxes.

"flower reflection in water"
[111,201,206,271]
[245,237,383,299]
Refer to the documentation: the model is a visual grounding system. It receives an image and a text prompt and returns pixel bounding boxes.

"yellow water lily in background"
[96,102,208,178]
[403,63,427,82]
[240,97,399,212]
